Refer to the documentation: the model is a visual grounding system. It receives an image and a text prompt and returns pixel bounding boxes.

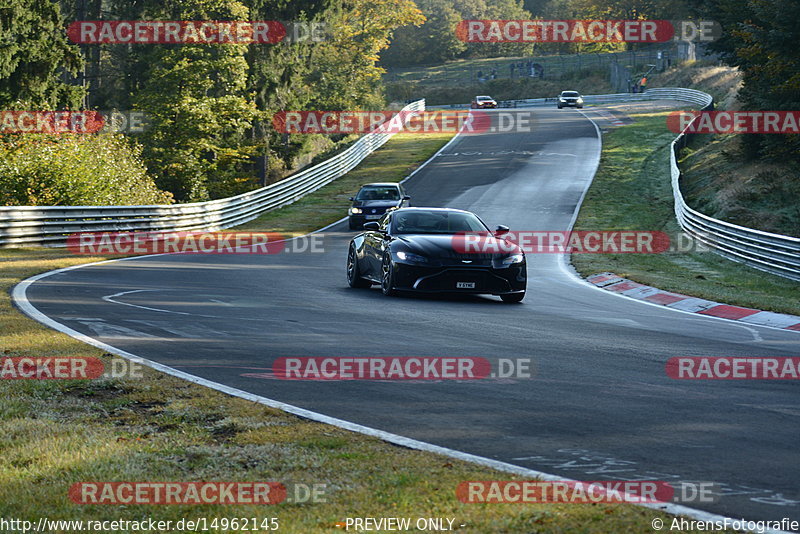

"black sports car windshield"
[561,91,579,97]
[356,187,400,200]
[392,211,488,235]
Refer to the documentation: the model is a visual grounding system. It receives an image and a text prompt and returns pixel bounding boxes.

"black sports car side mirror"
[348,197,355,201]
[495,225,510,235]
[363,222,380,231]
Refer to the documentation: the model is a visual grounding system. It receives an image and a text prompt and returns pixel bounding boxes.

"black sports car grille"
[439,251,495,262]
[412,268,512,292]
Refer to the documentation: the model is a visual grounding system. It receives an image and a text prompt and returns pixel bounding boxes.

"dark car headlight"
[396,251,429,264]
[500,253,525,265]
[349,207,362,215]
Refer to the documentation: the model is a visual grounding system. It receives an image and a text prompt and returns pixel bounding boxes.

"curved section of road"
[17,107,800,526]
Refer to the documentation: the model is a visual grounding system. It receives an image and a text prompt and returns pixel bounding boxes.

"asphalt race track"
[18,108,800,525]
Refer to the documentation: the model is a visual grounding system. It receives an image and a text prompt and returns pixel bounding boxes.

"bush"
[0,133,172,206]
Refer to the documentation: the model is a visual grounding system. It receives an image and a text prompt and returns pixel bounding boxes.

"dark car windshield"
[392,211,488,235]
[561,91,580,97]
[356,186,400,201]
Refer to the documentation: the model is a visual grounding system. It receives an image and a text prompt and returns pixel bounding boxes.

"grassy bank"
[387,69,613,106]
[570,111,800,316]
[678,134,800,237]
[1,130,712,532]
[652,63,799,237]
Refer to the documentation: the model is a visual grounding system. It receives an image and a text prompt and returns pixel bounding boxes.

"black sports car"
[346,207,526,303]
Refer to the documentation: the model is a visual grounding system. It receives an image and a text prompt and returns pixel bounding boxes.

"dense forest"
[380,0,695,66]
[0,0,796,206]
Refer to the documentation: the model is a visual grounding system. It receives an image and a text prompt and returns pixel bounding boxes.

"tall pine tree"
[0,0,84,109]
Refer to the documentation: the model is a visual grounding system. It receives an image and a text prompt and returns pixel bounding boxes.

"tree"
[133,0,258,202]
[0,0,84,109]
[697,0,800,163]
[381,0,464,66]
[309,0,425,107]
[381,0,535,67]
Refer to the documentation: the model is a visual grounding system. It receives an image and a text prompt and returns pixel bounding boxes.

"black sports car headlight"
[500,253,525,265]
[396,250,429,264]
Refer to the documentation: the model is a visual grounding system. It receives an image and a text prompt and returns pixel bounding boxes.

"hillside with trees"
[1,0,423,205]
[1,0,796,217]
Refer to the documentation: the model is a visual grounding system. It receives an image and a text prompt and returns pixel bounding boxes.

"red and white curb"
[587,272,800,331]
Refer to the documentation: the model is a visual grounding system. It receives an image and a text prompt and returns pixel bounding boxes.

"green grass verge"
[571,111,800,316]
[0,130,727,533]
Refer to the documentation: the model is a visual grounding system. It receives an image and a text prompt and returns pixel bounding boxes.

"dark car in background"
[348,183,411,230]
[557,91,584,109]
[346,207,526,303]
[471,95,498,109]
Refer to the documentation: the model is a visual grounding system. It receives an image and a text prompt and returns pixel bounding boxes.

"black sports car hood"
[393,233,520,258]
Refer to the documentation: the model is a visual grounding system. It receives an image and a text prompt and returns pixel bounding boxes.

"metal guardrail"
[0,100,425,247]
[667,91,800,282]
[432,88,714,109]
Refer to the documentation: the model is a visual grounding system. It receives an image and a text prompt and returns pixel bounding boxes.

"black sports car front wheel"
[381,255,399,296]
